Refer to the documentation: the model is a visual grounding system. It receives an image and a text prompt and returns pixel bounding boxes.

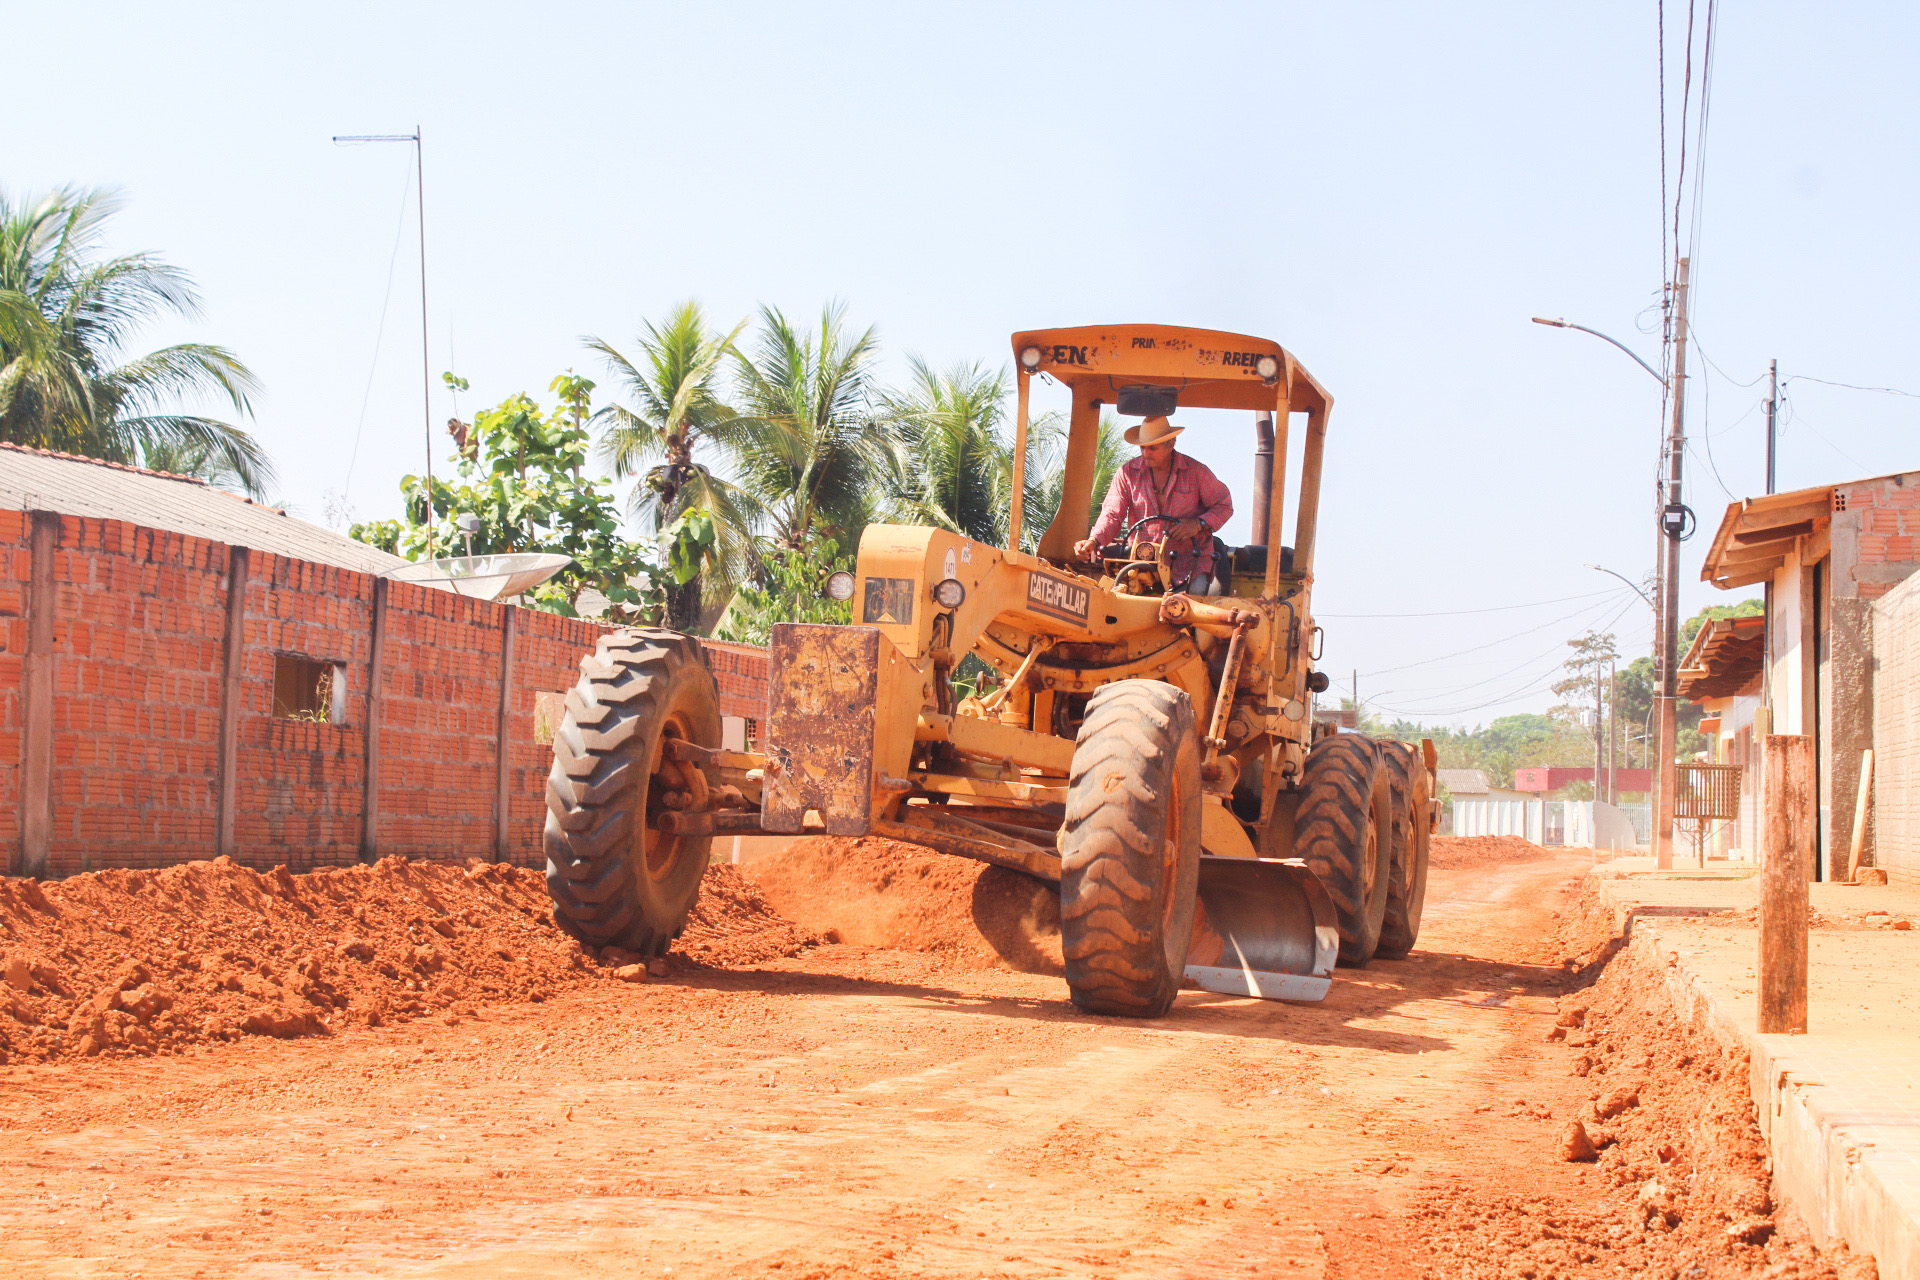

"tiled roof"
[1436,768,1489,795]
[0,441,408,575]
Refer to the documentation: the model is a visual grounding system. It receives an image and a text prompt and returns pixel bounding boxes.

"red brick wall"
[234,551,372,870]
[1,511,772,877]
[701,640,771,719]
[1844,476,1920,601]
[46,517,229,874]
[0,510,26,849]
[507,611,609,868]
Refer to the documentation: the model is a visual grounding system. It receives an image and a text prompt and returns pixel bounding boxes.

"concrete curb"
[1591,876,1920,1279]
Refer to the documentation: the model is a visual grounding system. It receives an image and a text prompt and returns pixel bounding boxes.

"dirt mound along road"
[0,858,808,1064]
[1432,833,1556,869]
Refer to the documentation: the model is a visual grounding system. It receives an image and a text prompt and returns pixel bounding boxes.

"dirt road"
[0,850,1864,1278]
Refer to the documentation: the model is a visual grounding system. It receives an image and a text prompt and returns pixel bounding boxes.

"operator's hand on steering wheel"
[1073,537,1098,561]
[1168,518,1204,543]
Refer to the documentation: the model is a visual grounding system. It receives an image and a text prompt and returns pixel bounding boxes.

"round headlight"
[1019,345,1043,371]
[823,571,856,601]
[931,578,966,609]
[1255,354,1280,381]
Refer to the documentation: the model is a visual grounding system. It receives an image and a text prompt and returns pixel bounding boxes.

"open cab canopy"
[1006,324,1334,590]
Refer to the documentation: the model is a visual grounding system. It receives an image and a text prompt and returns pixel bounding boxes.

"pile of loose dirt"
[1405,898,1876,1279]
[0,856,593,1064]
[0,857,821,1065]
[675,864,825,968]
[746,835,1062,974]
[1431,833,1554,869]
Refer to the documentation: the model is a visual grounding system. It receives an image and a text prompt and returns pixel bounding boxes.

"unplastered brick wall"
[2,510,771,878]
[234,550,372,869]
[1842,473,1920,601]
[11,515,231,873]
[0,511,27,850]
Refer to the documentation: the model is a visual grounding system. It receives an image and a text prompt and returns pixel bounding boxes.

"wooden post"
[17,511,58,878]
[494,605,517,863]
[360,576,389,865]
[1847,748,1874,882]
[215,546,250,859]
[1759,734,1812,1034]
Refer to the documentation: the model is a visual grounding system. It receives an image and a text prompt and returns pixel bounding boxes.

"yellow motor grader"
[544,324,1435,1017]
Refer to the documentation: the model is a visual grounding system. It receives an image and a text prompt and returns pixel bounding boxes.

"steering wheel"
[1100,515,1182,556]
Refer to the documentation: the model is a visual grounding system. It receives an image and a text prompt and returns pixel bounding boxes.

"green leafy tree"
[729,302,886,551]
[351,374,664,621]
[0,187,274,495]
[712,534,853,646]
[589,301,759,630]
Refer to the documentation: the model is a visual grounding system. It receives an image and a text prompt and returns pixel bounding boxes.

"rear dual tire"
[1296,734,1392,966]
[1378,742,1433,959]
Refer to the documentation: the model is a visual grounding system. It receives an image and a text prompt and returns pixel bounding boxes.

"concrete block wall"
[1872,567,1920,885]
[1,510,770,878]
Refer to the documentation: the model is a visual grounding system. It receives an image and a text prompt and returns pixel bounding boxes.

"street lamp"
[334,127,434,542]
[1535,276,1694,872]
[1584,563,1656,614]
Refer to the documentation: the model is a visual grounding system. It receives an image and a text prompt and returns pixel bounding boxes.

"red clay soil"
[746,834,1064,973]
[0,845,1881,1277]
[1432,833,1555,868]
[0,857,810,1065]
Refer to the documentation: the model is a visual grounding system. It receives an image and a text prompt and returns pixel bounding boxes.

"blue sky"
[7,2,1916,727]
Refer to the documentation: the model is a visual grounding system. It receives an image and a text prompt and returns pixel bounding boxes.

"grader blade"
[1184,857,1340,1002]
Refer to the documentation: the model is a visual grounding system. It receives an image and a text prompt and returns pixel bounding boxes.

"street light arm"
[1585,563,1657,614]
[1532,317,1666,385]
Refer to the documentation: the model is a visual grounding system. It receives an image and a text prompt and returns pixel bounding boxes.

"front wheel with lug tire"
[1295,733,1391,966]
[544,628,720,956]
[1058,679,1202,1018]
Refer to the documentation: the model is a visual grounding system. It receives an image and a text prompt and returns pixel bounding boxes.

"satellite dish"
[379,553,571,602]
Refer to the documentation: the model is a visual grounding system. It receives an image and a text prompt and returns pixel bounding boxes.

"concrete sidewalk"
[1593,861,1920,1279]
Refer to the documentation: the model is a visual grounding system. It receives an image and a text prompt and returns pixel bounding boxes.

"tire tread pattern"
[1295,733,1389,965]
[544,628,714,956]
[1058,680,1199,1017]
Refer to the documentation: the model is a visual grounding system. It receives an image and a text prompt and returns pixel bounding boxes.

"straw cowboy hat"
[1123,415,1184,446]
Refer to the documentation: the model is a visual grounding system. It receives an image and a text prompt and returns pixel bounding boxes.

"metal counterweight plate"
[1185,856,1340,1003]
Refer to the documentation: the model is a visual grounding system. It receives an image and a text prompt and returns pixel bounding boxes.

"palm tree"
[0,187,274,496]
[587,301,758,631]
[727,302,885,552]
[1022,412,1124,554]
[880,356,1019,546]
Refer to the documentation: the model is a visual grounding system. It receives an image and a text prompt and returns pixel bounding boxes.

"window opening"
[274,656,345,723]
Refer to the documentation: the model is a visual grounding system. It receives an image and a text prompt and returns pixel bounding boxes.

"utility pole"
[333,127,434,545]
[1765,359,1778,496]
[1351,669,1359,728]
[1597,667,1612,805]
[1593,655,1604,807]
[1652,256,1691,871]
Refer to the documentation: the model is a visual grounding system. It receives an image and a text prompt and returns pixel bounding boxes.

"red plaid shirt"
[1089,450,1234,583]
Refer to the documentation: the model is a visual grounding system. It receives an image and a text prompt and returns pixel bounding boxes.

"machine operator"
[1073,415,1233,590]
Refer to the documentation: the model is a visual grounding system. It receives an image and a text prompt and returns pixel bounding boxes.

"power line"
[1372,599,1640,721]
[1357,591,1629,680]
[1319,588,1619,620]
[1785,374,1920,400]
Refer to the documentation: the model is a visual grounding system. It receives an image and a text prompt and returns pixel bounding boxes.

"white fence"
[1451,798,1646,850]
